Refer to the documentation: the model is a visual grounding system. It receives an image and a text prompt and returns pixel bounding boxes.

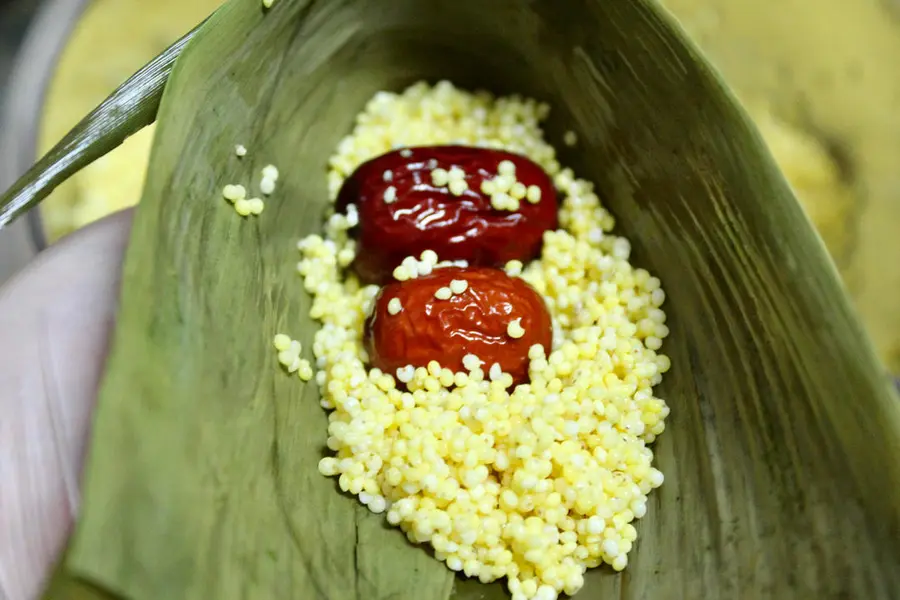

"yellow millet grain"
[222,184,246,202]
[273,334,312,380]
[291,81,671,600]
[507,318,526,339]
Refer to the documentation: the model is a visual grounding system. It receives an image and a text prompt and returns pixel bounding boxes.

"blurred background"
[0,0,899,374]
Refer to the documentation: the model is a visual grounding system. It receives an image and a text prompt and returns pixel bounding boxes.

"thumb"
[0,209,133,600]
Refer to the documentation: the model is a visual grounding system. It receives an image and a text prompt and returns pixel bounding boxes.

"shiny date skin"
[336,146,558,285]
[364,266,552,385]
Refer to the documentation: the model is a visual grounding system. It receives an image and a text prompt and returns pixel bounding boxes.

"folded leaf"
[55,0,900,598]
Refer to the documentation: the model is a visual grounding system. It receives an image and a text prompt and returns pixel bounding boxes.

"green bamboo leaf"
[0,21,203,230]
[51,0,900,598]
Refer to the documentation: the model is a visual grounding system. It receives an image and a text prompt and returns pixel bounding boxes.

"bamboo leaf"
[52,0,900,598]
[0,22,203,230]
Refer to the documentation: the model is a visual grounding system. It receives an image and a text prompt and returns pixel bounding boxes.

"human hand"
[0,209,133,600]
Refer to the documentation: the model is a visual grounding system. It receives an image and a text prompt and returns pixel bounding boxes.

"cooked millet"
[498,160,516,176]
[482,160,537,212]
[260,177,276,196]
[449,279,469,295]
[273,334,292,351]
[435,286,453,300]
[391,250,448,282]
[462,353,484,371]
[488,362,504,381]
[293,81,671,600]
[234,197,264,217]
[505,260,524,277]
[248,198,265,215]
[430,166,468,196]
[223,176,265,216]
[448,179,469,196]
[396,365,416,383]
[431,168,450,186]
[262,164,280,181]
[507,318,526,339]
[491,192,518,212]
[222,184,246,202]
[510,181,528,200]
[234,198,253,216]
[296,361,314,381]
[272,334,312,380]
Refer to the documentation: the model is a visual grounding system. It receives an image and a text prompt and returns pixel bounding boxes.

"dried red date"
[336,146,558,284]
[364,266,552,385]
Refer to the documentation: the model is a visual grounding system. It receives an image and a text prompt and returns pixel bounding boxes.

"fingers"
[0,209,133,600]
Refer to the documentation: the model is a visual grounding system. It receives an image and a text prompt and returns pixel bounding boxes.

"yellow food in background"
[752,110,855,260]
[659,0,900,373]
[40,124,156,239]
[38,0,219,242]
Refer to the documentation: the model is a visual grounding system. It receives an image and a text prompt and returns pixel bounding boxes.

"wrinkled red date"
[364,266,552,385]
[336,146,558,285]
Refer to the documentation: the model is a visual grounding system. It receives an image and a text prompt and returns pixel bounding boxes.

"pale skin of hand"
[0,209,133,600]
